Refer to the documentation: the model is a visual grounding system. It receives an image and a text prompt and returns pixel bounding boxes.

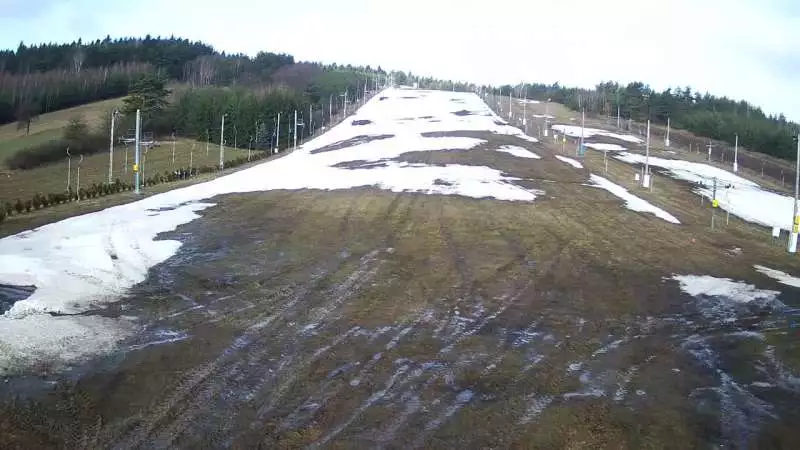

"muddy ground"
[2,125,800,449]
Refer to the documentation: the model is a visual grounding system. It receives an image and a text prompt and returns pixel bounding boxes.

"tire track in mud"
[435,208,474,289]
[382,192,420,251]
[269,312,433,439]
[113,187,419,447]
[111,245,373,448]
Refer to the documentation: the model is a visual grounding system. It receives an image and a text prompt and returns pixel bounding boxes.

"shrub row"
[0,151,269,224]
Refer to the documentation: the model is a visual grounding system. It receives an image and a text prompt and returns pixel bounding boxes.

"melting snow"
[0,315,135,376]
[584,143,627,152]
[589,174,680,224]
[754,265,800,288]
[614,152,794,231]
[496,145,541,159]
[0,88,546,375]
[551,125,643,144]
[671,275,780,303]
[555,155,584,169]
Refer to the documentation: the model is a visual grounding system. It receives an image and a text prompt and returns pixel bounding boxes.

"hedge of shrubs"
[0,152,267,224]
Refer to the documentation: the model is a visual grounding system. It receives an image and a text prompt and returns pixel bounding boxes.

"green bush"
[14,199,23,214]
[32,193,45,209]
[24,200,32,212]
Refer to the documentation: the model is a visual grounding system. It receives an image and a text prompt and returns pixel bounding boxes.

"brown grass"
[0,98,124,166]
[0,138,248,204]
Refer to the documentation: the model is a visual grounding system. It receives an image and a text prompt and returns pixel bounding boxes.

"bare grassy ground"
[0,139,250,204]
[1,117,799,449]
[0,98,123,165]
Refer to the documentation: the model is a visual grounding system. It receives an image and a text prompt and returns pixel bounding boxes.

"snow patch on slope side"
[614,152,793,231]
[496,145,541,159]
[589,174,680,224]
[555,155,584,169]
[754,265,800,288]
[552,125,643,144]
[671,275,779,303]
[584,143,627,152]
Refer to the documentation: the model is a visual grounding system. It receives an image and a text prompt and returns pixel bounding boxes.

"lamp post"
[790,134,800,253]
[219,114,226,170]
[134,109,141,194]
[108,109,119,184]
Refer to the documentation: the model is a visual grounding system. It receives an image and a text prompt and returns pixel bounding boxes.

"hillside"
[1,87,799,448]
[0,97,121,166]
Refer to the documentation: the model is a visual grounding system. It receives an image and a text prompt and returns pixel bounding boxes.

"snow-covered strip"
[584,143,627,152]
[517,134,539,143]
[496,145,541,159]
[754,265,800,288]
[0,88,545,375]
[0,315,135,376]
[671,275,780,303]
[589,174,680,224]
[555,155,584,169]
[551,124,643,144]
[614,152,793,231]
[532,114,555,119]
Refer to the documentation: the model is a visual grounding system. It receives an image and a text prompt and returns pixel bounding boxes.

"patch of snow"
[671,275,780,303]
[614,152,794,231]
[302,323,319,332]
[516,134,540,143]
[591,338,626,357]
[496,145,541,159]
[518,394,554,424]
[567,362,583,373]
[589,174,680,224]
[0,315,135,376]
[563,388,606,399]
[728,331,765,340]
[552,124,643,144]
[555,155,584,169]
[754,265,800,288]
[584,143,627,152]
[532,114,555,119]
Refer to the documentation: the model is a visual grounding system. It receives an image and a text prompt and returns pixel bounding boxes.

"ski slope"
[0,88,544,374]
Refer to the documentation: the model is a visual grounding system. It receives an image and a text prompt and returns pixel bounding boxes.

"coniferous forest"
[1,35,797,170]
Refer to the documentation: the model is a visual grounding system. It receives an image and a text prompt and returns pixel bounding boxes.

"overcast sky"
[1,0,798,120]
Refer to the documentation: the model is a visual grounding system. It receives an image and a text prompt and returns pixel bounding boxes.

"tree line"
[6,64,383,169]
[0,36,297,128]
[493,82,799,161]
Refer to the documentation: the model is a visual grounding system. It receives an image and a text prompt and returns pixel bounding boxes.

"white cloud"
[1,0,797,119]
